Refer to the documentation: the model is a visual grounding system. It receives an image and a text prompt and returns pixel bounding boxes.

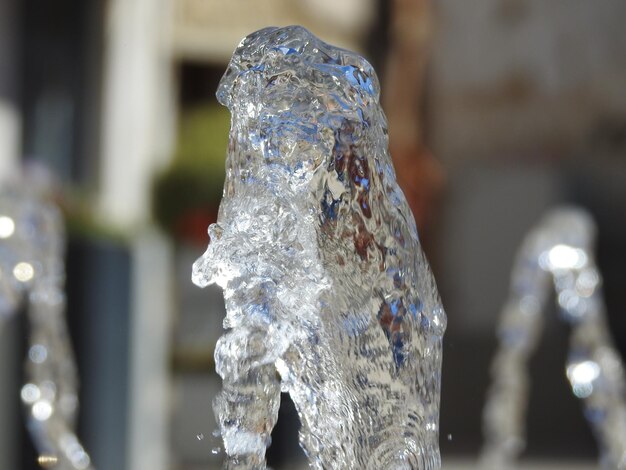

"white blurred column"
[129,229,174,470]
[0,103,19,180]
[0,0,20,180]
[99,0,176,229]
[100,1,176,470]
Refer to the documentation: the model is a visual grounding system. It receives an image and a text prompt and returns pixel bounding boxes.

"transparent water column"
[482,207,626,469]
[0,171,93,470]
[193,26,446,470]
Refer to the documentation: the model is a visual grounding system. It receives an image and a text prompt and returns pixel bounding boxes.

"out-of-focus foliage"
[174,104,230,173]
[152,104,230,243]
[62,188,127,243]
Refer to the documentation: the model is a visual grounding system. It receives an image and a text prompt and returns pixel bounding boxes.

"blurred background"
[0,0,625,468]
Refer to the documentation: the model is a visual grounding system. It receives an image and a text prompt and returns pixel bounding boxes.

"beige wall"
[430,0,626,165]
[171,0,374,62]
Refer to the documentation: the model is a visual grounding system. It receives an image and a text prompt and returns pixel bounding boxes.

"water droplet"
[13,261,34,282]
[0,216,15,238]
[211,447,222,455]
[196,433,204,441]
[32,400,53,421]
[447,434,452,441]
[37,454,58,467]
[21,383,40,404]
[29,344,48,364]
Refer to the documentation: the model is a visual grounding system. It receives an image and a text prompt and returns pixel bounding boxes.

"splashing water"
[481,207,626,469]
[0,167,94,470]
[193,26,446,469]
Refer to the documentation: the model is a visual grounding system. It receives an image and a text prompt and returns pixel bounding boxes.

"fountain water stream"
[482,207,626,469]
[0,169,93,470]
[193,26,446,470]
